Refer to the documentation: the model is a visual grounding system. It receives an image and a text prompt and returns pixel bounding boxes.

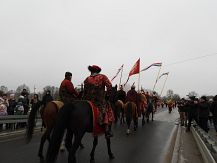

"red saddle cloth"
[87,101,105,136]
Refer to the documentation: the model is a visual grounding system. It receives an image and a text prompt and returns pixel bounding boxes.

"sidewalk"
[173,125,204,163]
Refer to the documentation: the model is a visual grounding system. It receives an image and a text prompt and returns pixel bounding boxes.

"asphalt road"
[0,108,179,163]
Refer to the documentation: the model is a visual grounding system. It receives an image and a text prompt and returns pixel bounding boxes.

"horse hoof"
[60,148,65,152]
[109,154,115,159]
[90,158,95,163]
[126,129,130,135]
[38,154,44,162]
[80,144,85,149]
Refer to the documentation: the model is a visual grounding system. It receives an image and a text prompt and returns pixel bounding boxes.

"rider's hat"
[65,72,72,77]
[88,65,101,73]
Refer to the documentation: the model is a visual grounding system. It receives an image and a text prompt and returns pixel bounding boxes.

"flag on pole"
[140,62,162,72]
[111,64,124,81]
[124,58,140,85]
[158,72,169,80]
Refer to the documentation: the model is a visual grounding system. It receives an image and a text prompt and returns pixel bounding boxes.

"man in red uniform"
[83,65,114,138]
[59,72,79,104]
[126,85,138,105]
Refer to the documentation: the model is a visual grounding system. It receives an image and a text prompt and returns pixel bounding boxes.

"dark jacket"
[117,90,126,103]
[42,94,53,106]
[211,101,217,117]
[198,102,210,118]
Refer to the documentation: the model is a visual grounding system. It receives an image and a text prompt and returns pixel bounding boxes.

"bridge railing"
[0,115,42,131]
[0,115,41,124]
[192,122,217,163]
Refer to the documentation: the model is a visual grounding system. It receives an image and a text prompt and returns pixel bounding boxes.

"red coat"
[83,74,112,100]
[59,79,79,103]
[126,89,138,105]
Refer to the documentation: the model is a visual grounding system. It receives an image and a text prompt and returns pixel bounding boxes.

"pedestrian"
[198,96,210,133]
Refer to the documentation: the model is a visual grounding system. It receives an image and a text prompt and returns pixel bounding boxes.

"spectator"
[0,94,8,131]
[14,96,25,129]
[20,89,30,115]
[198,96,210,133]
[211,95,217,133]
[41,90,53,107]
[6,94,17,129]
[186,96,198,132]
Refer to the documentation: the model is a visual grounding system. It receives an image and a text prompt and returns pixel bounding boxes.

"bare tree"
[188,91,198,97]
[0,85,8,93]
[166,89,174,99]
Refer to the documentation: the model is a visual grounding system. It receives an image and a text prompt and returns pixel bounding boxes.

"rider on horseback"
[83,65,114,138]
[126,85,138,106]
[59,72,79,104]
[117,85,126,103]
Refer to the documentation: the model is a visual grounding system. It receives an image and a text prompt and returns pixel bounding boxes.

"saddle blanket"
[87,101,106,136]
[52,101,64,110]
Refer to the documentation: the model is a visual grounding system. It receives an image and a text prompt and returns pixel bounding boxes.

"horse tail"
[46,103,71,163]
[26,106,38,143]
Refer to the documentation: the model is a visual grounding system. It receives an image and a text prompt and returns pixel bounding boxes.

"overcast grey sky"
[1,0,217,97]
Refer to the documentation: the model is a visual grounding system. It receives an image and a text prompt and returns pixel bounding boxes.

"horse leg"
[68,132,85,163]
[126,117,131,135]
[106,137,115,159]
[142,112,145,126]
[133,117,138,131]
[90,136,98,162]
[146,111,149,123]
[122,109,125,124]
[38,129,50,160]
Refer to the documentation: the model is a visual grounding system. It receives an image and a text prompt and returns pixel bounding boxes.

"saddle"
[51,101,64,110]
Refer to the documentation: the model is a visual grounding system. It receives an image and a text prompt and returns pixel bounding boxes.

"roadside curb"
[161,122,179,163]
[0,127,41,139]
[171,124,181,163]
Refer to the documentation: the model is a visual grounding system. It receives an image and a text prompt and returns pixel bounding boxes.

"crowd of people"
[177,95,217,133]
[0,89,54,131]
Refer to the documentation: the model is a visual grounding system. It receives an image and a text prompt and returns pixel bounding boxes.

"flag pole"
[138,71,140,92]
[119,65,124,88]
[160,74,169,97]
[153,65,162,91]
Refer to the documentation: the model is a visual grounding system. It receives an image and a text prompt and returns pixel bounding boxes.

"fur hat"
[131,85,135,89]
[201,96,207,101]
[88,65,101,73]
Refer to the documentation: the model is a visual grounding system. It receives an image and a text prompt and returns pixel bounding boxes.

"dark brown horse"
[124,101,138,135]
[26,101,85,161]
[27,101,114,163]
[115,100,125,124]
[137,93,147,126]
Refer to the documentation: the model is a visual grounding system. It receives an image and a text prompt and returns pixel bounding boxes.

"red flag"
[129,58,140,76]
[124,58,140,86]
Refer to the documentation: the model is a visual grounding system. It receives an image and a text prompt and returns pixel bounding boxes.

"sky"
[1,0,217,97]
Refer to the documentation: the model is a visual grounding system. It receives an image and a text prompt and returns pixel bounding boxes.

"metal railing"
[192,123,217,163]
[0,115,42,132]
[0,115,41,124]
